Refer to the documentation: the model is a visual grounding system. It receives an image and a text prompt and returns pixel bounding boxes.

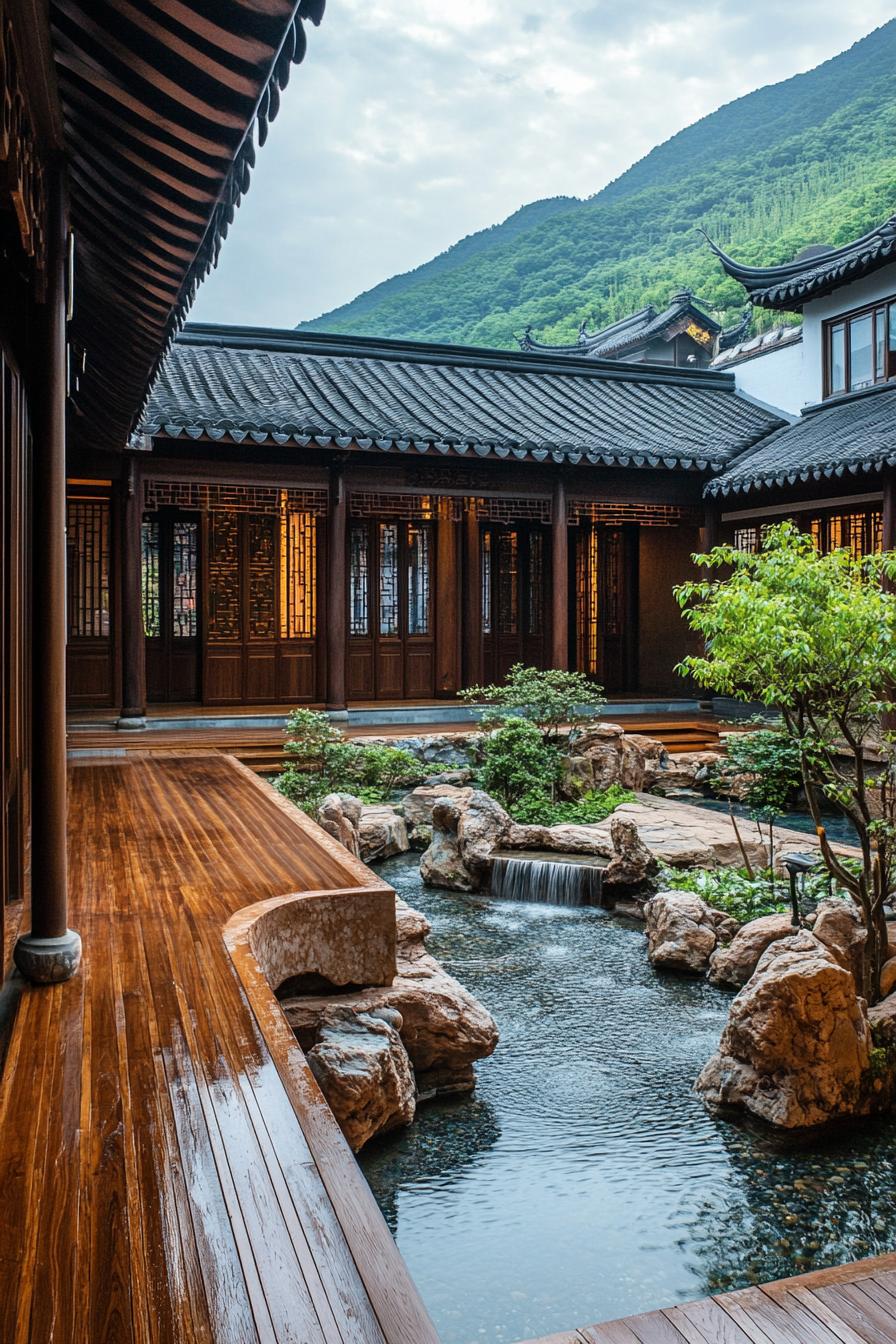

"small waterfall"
[490,855,604,907]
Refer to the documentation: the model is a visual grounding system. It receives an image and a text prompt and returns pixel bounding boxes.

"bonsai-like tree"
[459,663,605,744]
[676,522,896,1004]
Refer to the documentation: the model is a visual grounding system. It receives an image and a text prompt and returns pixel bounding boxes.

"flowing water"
[490,853,604,906]
[359,853,896,1344]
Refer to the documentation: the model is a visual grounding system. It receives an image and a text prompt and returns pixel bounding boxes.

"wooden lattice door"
[143,510,201,702]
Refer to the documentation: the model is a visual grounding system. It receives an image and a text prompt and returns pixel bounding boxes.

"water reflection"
[359,854,896,1344]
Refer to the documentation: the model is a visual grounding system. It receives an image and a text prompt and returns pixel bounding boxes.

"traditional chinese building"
[520,290,750,368]
[703,215,896,555]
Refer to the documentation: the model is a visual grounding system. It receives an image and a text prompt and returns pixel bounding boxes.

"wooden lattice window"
[349,524,370,637]
[528,532,544,636]
[208,511,241,642]
[378,523,399,637]
[171,520,198,638]
[280,509,317,640]
[407,524,431,635]
[576,527,600,677]
[497,531,519,635]
[481,531,492,634]
[141,519,160,637]
[733,526,760,553]
[66,499,110,638]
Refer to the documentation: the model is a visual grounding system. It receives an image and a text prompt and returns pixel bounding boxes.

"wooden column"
[15,172,81,983]
[462,502,482,689]
[701,501,720,553]
[118,457,146,726]
[550,477,569,670]
[883,470,896,580]
[326,465,347,711]
[435,500,460,696]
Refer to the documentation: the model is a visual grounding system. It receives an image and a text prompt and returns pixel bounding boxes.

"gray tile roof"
[145,325,783,471]
[705,214,896,311]
[706,385,896,496]
[520,291,724,360]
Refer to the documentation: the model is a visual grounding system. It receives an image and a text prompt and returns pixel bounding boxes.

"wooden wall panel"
[278,646,315,702]
[203,649,243,704]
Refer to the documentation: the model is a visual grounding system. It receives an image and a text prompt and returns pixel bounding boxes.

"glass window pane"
[280,509,317,639]
[848,313,873,390]
[172,521,198,638]
[141,518,160,637]
[481,532,492,634]
[829,323,846,395]
[349,524,369,637]
[407,524,431,635]
[876,308,887,382]
[379,523,399,637]
[527,532,544,636]
[889,305,896,380]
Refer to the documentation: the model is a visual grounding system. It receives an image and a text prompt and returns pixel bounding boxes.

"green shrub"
[479,717,561,807]
[510,784,635,827]
[460,663,605,743]
[658,864,841,925]
[277,709,425,813]
[721,729,803,814]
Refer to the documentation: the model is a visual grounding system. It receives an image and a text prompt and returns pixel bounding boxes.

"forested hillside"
[298,20,896,348]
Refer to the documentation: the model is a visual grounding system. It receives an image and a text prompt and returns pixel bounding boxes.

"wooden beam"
[118,458,147,726]
[551,478,569,670]
[325,466,347,711]
[15,169,81,982]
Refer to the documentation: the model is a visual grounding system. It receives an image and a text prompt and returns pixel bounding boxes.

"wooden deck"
[0,753,437,1344]
[522,1253,896,1343]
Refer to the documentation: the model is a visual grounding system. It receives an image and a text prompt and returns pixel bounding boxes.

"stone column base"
[14,929,82,984]
[116,715,147,730]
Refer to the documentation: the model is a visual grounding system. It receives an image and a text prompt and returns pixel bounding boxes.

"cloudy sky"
[191,1,894,330]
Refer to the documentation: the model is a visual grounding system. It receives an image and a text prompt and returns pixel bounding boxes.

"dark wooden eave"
[703,215,896,311]
[49,0,325,455]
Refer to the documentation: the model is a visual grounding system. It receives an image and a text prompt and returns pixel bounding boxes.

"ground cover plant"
[677,521,896,1001]
[276,708,425,813]
[658,864,841,926]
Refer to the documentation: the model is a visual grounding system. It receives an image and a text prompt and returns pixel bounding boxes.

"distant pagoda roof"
[519,290,724,361]
[704,213,896,311]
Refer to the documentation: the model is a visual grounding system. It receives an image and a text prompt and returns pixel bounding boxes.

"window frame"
[823,294,896,399]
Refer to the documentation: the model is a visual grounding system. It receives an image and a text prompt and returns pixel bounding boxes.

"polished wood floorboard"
[519,1253,896,1343]
[0,755,436,1344]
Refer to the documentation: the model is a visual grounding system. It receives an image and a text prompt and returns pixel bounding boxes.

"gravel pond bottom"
[359,854,896,1344]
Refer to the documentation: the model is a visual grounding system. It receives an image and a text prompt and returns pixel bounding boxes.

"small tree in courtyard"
[459,663,605,744]
[676,522,896,1004]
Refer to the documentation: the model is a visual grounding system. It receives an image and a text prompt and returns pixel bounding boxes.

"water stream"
[359,853,896,1344]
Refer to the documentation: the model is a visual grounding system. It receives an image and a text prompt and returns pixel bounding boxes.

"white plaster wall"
[801,260,896,406]
[730,339,806,415]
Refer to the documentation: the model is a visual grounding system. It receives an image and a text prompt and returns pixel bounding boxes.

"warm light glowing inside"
[279,496,317,639]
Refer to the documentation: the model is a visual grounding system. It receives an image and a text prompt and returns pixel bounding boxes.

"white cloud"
[190,1,895,329]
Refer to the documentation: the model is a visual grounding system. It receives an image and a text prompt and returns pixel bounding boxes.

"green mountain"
[298,20,896,348]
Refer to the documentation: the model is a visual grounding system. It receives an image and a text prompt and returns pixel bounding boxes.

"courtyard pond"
[359,853,896,1344]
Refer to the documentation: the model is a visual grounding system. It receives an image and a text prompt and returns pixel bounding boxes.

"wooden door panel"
[376,641,403,698]
[405,644,434,698]
[278,645,316,703]
[246,648,277,703]
[348,643,374,699]
[203,648,242,704]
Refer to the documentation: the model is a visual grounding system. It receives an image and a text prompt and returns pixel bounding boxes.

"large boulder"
[284,897,499,1105]
[696,931,875,1129]
[306,1007,416,1152]
[563,724,666,795]
[402,784,472,845]
[869,991,896,1046]
[708,914,795,989]
[651,750,724,792]
[316,792,362,857]
[603,816,658,890]
[420,790,513,891]
[358,804,410,863]
[810,897,866,990]
[644,890,733,974]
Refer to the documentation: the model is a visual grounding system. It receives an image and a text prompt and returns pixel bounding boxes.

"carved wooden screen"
[347,517,435,699]
[280,509,317,640]
[65,490,115,707]
[481,524,548,682]
[207,510,241,642]
[575,525,636,692]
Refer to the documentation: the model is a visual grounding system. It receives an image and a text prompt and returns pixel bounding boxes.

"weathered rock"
[316,792,362,857]
[358,804,410,863]
[457,790,513,883]
[284,897,499,1110]
[352,731,483,767]
[652,750,724,792]
[402,784,472,836]
[419,790,513,891]
[708,914,795,988]
[564,723,662,794]
[880,957,896,999]
[604,816,658,889]
[811,897,866,990]
[644,890,721,973]
[306,1007,416,1151]
[696,931,875,1129]
[869,990,896,1046]
[623,734,668,789]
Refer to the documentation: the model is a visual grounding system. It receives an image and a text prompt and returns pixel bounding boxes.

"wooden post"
[462,501,482,689]
[326,465,347,711]
[883,470,896,584]
[118,457,147,727]
[701,501,720,554]
[435,499,459,696]
[15,172,81,983]
[550,477,569,670]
